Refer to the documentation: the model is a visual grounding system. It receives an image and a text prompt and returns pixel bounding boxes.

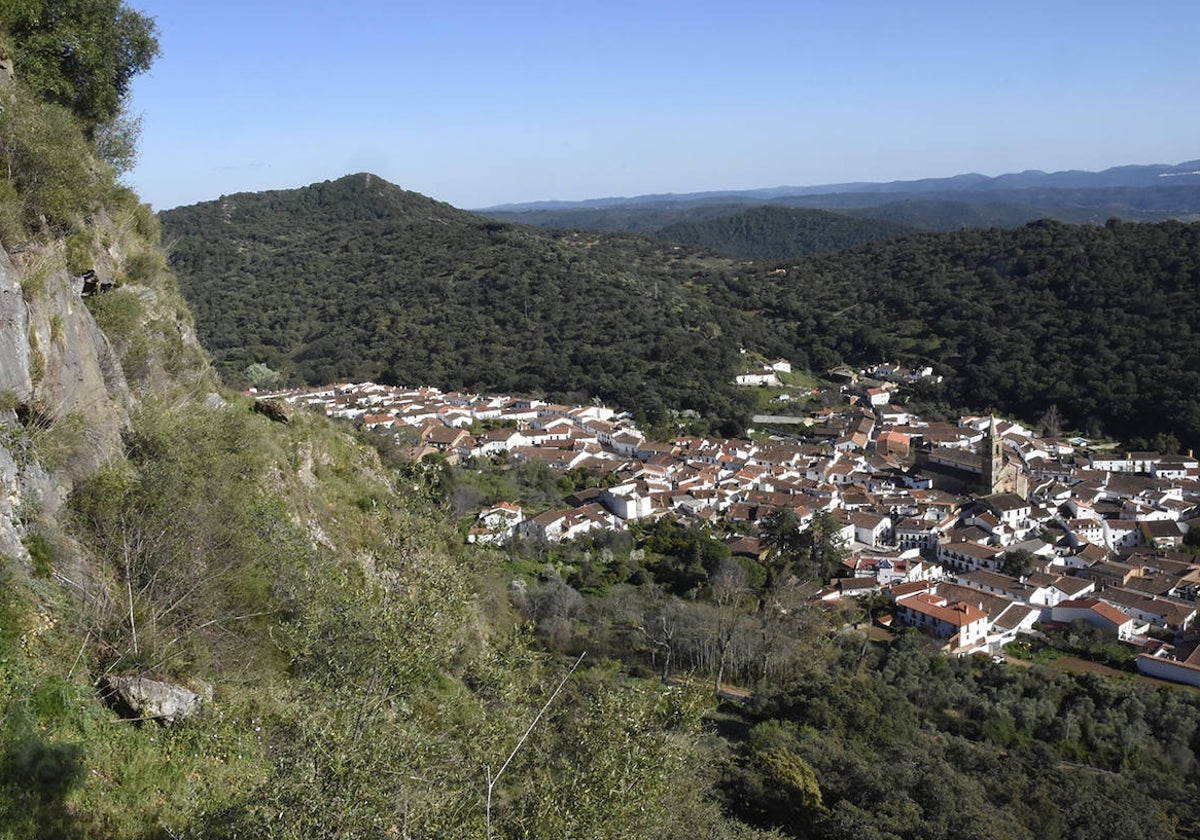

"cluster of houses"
[735,358,793,387]
[259,378,1200,687]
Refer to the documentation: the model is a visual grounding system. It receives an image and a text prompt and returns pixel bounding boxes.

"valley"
[3,3,1200,835]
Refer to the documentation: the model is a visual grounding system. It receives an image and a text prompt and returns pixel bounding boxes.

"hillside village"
[259,372,1200,688]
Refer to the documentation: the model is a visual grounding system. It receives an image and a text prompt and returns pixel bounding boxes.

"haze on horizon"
[126,0,1200,212]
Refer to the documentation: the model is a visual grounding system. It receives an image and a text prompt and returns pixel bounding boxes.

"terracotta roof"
[904,592,988,627]
[1059,598,1132,626]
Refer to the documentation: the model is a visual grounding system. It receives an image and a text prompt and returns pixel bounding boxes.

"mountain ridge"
[477,159,1200,211]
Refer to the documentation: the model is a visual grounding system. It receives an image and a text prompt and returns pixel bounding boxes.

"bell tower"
[983,416,1003,494]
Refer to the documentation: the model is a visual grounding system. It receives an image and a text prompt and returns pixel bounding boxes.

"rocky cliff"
[0,207,209,581]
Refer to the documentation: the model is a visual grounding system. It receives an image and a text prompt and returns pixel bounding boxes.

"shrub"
[130,201,160,242]
[85,288,143,338]
[0,95,102,232]
[122,248,163,283]
[21,533,54,578]
[0,177,22,248]
[64,231,93,275]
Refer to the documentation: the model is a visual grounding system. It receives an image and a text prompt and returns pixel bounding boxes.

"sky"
[125,0,1200,211]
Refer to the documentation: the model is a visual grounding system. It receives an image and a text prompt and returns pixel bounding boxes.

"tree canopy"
[0,0,159,131]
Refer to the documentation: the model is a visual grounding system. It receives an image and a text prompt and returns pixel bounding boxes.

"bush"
[85,288,143,338]
[21,532,54,578]
[0,94,103,232]
[0,177,22,248]
[122,248,163,283]
[64,231,94,275]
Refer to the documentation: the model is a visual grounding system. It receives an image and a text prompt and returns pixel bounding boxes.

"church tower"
[983,416,1004,494]
[980,415,1029,498]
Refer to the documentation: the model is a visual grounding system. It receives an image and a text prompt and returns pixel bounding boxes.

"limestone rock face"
[0,246,32,401]
[25,266,130,481]
[98,675,204,725]
[0,443,25,563]
[0,239,135,564]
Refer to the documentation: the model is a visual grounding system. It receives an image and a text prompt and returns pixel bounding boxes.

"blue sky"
[126,0,1200,211]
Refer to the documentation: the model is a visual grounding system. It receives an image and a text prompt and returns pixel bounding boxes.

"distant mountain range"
[480,160,1200,211]
[479,161,1200,246]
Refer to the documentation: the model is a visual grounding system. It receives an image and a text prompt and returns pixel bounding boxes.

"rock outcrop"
[97,675,205,726]
[253,396,293,424]
[0,245,33,402]
[0,237,134,563]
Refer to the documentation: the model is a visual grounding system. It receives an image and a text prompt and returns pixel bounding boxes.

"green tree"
[1001,549,1034,579]
[760,507,803,572]
[763,509,847,583]
[1152,431,1181,456]
[245,361,282,391]
[0,0,159,131]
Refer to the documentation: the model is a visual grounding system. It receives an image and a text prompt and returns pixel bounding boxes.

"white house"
[937,541,1005,573]
[846,511,893,547]
[1137,643,1200,688]
[599,482,655,521]
[1103,519,1143,550]
[1050,598,1136,640]
[894,592,990,650]
[735,371,781,387]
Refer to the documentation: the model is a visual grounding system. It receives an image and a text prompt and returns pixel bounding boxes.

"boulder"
[98,675,203,725]
[253,397,293,424]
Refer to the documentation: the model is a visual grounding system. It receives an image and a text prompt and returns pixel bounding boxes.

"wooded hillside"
[162,175,753,432]
[654,205,915,260]
[165,178,1200,448]
[707,218,1200,447]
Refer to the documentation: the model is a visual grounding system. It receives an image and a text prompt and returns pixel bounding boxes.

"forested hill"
[481,194,1183,245]
[161,174,753,431]
[164,176,1200,448]
[839,198,1150,231]
[711,217,1200,447]
[654,205,916,260]
[181,172,470,228]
